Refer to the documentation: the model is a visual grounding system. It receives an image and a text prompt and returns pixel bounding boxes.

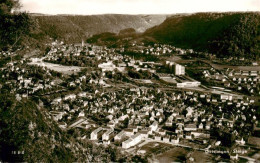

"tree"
[122,118,129,128]
[0,0,33,50]
[191,134,195,140]
[0,0,20,15]
[181,109,188,117]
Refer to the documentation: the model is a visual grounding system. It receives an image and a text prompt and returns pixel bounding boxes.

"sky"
[20,0,260,15]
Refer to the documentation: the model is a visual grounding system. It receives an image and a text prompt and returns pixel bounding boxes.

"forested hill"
[0,92,131,162]
[33,14,167,43]
[144,12,260,58]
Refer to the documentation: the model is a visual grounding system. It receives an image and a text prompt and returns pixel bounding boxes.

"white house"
[165,118,173,127]
[64,94,76,100]
[107,121,115,128]
[184,124,197,131]
[171,137,179,144]
[158,129,166,136]
[139,130,149,139]
[102,129,114,141]
[199,123,203,129]
[122,133,143,149]
[122,139,132,149]
[235,138,245,145]
[215,141,221,146]
[220,94,232,101]
[68,117,88,129]
[175,125,183,134]
[186,107,194,117]
[52,97,62,104]
[78,111,85,117]
[154,135,162,141]
[114,131,126,141]
[230,153,238,160]
[90,127,103,140]
[78,92,87,97]
[185,132,192,139]
[128,126,138,133]
[191,131,204,138]
[58,122,67,129]
[206,122,211,130]
[124,128,135,137]
[50,111,66,121]
[98,62,116,72]
[119,115,129,121]
[163,136,170,143]
[149,121,158,131]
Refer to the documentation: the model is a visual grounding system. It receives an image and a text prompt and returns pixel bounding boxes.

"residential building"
[90,127,103,140]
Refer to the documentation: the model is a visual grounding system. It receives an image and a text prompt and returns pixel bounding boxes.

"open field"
[28,58,82,75]
[189,150,214,162]
[248,137,260,147]
[210,63,260,71]
[138,142,213,163]
[154,147,215,162]
[139,142,172,156]
[154,147,191,162]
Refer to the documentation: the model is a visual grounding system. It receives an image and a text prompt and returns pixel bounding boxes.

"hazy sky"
[20,0,260,15]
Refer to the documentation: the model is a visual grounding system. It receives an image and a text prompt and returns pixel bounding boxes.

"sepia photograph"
[0,0,259,162]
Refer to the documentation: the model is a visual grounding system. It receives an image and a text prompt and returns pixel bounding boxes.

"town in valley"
[1,38,259,162]
[1,0,260,161]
